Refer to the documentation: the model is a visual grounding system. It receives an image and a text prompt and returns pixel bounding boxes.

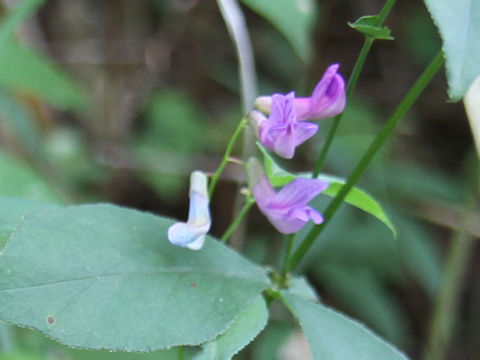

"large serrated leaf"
[240,0,316,62]
[0,204,269,351]
[194,296,268,360]
[424,0,480,100]
[280,292,409,360]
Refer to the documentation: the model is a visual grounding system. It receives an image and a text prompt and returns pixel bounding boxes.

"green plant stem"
[177,346,184,360]
[280,234,295,287]
[423,216,474,360]
[423,159,478,360]
[288,51,444,272]
[208,118,246,198]
[221,197,255,243]
[312,0,397,177]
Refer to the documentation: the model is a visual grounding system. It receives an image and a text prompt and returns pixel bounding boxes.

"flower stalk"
[208,118,247,198]
[312,0,397,177]
[289,51,444,271]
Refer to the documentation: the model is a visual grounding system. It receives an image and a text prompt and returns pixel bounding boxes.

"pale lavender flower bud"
[167,171,211,250]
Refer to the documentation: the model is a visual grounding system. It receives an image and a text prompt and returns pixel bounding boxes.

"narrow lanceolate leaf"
[424,0,480,100]
[0,0,86,111]
[258,144,396,235]
[348,15,394,40]
[0,204,269,351]
[0,0,45,43]
[0,151,60,203]
[194,296,268,360]
[0,40,86,111]
[240,0,317,62]
[280,292,409,360]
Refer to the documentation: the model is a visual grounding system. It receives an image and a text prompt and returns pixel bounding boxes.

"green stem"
[221,197,255,243]
[289,51,444,271]
[280,234,295,287]
[312,0,397,177]
[177,346,184,360]
[208,118,247,198]
[423,159,478,360]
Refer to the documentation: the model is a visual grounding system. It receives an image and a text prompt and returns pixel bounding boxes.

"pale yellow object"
[464,76,480,158]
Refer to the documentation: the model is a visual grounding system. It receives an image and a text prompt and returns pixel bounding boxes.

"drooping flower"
[255,63,346,121]
[249,92,318,159]
[247,158,328,234]
[167,171,211,250]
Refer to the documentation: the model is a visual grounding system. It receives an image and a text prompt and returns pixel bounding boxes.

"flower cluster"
[168,64,346,249]
[251,63,346,159]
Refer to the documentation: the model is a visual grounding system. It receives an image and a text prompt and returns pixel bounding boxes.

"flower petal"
[253,176,276,208]
[292,121,318,146]
[167,221,209,250]
[270,178,329,208]
[167,171,211,250]
[295,64,346,120]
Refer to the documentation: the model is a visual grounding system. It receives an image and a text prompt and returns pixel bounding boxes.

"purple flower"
[255,64,346,121]
[251,92,318,159]
[168,171,211,250]
[253,175,328,234]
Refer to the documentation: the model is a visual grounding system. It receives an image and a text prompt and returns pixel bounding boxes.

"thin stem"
[177,346,184,360]
[289,51,444,271]
[423,159,478,360]
[221,197,255,243]
[280,234,296,287]
[312,0,397,177]
[208,118,247,198]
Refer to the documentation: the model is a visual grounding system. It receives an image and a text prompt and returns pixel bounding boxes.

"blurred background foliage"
[0,0,477,359]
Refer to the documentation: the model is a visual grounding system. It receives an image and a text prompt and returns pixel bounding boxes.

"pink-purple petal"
[271,178,329,208]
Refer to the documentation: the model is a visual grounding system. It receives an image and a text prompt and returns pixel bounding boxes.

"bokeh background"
[0,0,478,359]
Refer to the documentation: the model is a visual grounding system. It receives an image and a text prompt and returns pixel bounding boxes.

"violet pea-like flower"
[251,92,318,159]
[167,171,211,250]
[253,175,329,234]
[256,63,346,121]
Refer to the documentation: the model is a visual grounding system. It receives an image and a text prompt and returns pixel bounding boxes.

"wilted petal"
[167,171,211,250]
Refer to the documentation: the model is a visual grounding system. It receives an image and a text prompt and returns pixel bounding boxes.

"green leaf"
[0,204,269,351]
[0,196,59,249]
[424,0,480,100]
[0,90,40,155]
[0,0,45,44]
[240,0,317,62]
[194,296,268,360]
[0,39,86,111]
[280,292,409,360]
[0,151,60,203]
[0,0,85,110]
[258,144,396,235]
[348,15,394,40]
[287,277,318,302]
[319,174,396,236]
